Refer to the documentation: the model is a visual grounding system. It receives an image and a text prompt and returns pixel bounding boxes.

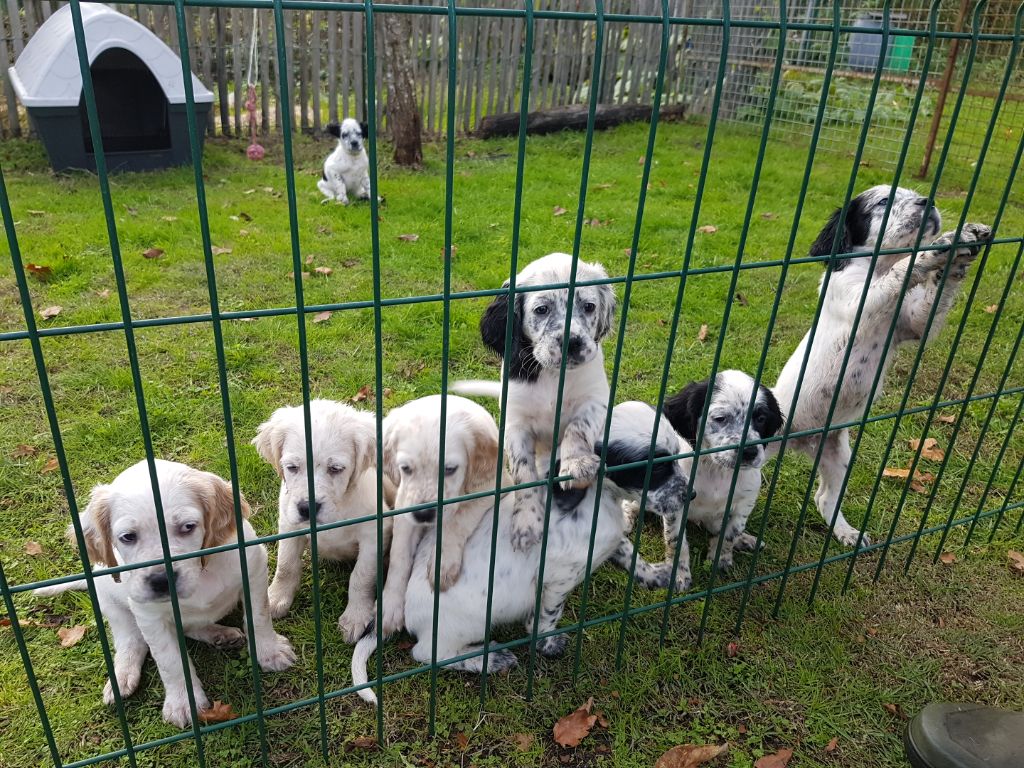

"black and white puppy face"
[479,252,615,380]
[664,370,783,469]
[810,185,942,267]
[598,401,692,518]
[326,117,368,155]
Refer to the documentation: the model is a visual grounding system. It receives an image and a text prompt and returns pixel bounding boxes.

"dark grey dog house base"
[9,4,213,174]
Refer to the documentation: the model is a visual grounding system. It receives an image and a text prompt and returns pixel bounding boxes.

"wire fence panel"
[1,1,1023,766]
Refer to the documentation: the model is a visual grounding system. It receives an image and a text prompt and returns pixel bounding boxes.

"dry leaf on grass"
[726,641,740,658]
[454,732,470,751]
[26,263,53,281]
[883,703,909,720]
[761,211,777,220]
[754,748,794,768]
[314,267,333,277]
[734,292,749,307]
[211,246,232,255]
[984,304,998,314]
[825,737,839,753]
[697,225,718,234]
[238,212,252,222]
[655,743,728,768]
[347,735,378,751]
[698,324,709,342]
[936,413,956,424]
[142,248,164,259]
[398,233,419,242]
[881,467,934,493]
[198,700,237,724]
[305,254,315,265]
[552,697,597,748]
[28,209,46,216]
[553,206,568,217]
[97,289,111,299]
[57,625,88,648]
[39,305,62,320]
[939,551,957,565]
[162,215,178,222]
[351,385,372,403]
[311,311,332,324]
[41,457,60,474]
[24,541,43,556]
[1007,550,1024,575]
[910,438,945,462]
[12,444,37,459]
[512,733,535,751]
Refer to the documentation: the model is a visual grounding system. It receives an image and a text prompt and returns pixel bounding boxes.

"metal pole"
[917,0,971,178]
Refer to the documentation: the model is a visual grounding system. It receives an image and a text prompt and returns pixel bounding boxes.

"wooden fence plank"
[327,10,337,124]
[216,8,230,135]
[311,9,321,132]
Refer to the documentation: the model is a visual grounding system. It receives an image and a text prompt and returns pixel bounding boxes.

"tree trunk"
[381,12,423,167]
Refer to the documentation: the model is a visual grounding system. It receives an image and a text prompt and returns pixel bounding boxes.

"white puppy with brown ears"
[33,459,295,728]
[452,252,616,553]
[252,399,391,642]
[773,186,990,546]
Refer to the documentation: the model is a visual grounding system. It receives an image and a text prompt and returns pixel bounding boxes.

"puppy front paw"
[257,633,296,672]
[381,599,405,637]
[338,605,374,644]
[485,648,518,673]
[103,670,142,706]
[535,633,569,658]
[560,454,600,489]
[510,501,543,552]
[203,625,246,650]
[163,690,210,729]
[833,524,871,548]
[425,550,462,592]
[267,586,293,620]
[732,532,765,552]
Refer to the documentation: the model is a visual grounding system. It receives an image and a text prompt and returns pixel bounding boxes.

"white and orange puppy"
[34,459,295,728]
[376,394,501,637]
[252,399,391,642]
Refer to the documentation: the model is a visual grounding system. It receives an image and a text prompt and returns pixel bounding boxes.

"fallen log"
[476,103,686,139]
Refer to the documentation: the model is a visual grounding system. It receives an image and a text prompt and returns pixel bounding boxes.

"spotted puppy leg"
[814,428,867,547]
[507,429,544,552]
[610,537,690,592]
[558,402,605,490]
[530,580,575,658]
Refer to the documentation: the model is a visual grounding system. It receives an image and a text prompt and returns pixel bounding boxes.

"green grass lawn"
[1,117,1023,768]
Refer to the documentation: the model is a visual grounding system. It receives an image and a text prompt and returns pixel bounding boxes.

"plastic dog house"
[8,3,213,173]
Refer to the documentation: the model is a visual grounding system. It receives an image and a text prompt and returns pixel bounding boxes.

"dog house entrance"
[81,48,171,153]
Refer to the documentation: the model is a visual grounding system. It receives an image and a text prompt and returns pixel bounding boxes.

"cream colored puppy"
[253,399,391,642]
[34,459,295,728]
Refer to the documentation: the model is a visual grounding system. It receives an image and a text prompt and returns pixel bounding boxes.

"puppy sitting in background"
[377,394,501,637]
[252,400,391,642]
[452,252,617,552]
[773,186,990,546]
[317,118,371,205]
[34,460,295,728]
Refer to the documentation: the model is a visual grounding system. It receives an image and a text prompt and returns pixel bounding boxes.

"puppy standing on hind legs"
[771,185,991,547]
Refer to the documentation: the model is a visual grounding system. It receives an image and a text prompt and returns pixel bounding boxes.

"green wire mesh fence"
[1,1,1023,766]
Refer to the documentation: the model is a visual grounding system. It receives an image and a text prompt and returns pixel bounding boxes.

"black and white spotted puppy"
[317,118,371,205]
[452,252,616,553]
[612,372,783,591]
[772,185,991,547]
[351,405,688,703]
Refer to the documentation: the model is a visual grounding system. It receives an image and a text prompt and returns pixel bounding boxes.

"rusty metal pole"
[917,0,971,178]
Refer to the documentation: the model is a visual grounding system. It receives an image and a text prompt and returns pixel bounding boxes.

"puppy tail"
[449,380,503,400]
[351,627,381,705]
[33,578,88,597]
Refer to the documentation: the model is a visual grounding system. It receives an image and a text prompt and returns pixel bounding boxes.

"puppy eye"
[284,464,299,474]
[180,522,198,535]
[533,305,549,316]
[118,532,137,544]
[444,464,458,477]
[327,465,345,476]
[712,414,728,424]
[875,197,889,208]
[400,464,412,475]
[583,301,596,314]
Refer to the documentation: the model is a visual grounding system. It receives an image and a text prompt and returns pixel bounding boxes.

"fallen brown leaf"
[142,248,164,259]
[398,233,419,242]
[26,263,53,281]
[553,206,568,217]
[314,266,333,277]
[289,271,310,280]
[754,748,794,768]
[761,211,777,220]
[825,736,839,753]
[734,292,749,307]
[39,305,62,320]
[97,289,111,299]
[25,541,43,556]
[595,710,610,728]
[698,323,709,342]
[726,641,740,658]
[883,702,909,720]
[513,733,535,751]
[881,466,934,493]
[161,215,178,222]
[198,700,237,724]
[984,304,998,314]
[12,444,37,459]
[41,457,60,474]
[238,212,252,222]
[304,254,315,265]
[655,743,729,768]
[57,625,88,648]
[910,437,945,462]
[939,551,957,565]
[594,182,614,190]
[454,732,469,751]
[697,225,718,234]
[351,385,372,403]
[28,209,46,216]
[342,259,359,268]
[311,311,332,324]
[1007,550,1024,575]
[552,697,597,748]
[936,413,956,424]
[211,246,232,255]
[347,735,377,751]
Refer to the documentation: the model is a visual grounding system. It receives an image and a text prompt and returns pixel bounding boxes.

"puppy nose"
[742,446,759,462]
[412,509,436,524]
[687,486,697,501]
[147,571,175,595]
[567,336,584,355]
[296,500,321,520]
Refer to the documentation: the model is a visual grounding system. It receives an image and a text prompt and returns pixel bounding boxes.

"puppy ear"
[466,415,499,493]
[663,379,711,443]
[252,409,289,477]
[326,122,341,139]
[758,384,785,437]
[360,122,369,139]
[594,282,617,340]
[810,200,871,269]
[192,471,244,566]
[352,413,379,482]
[76,484,119,581]
[381,414,403,488]
[480,294,512,356]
